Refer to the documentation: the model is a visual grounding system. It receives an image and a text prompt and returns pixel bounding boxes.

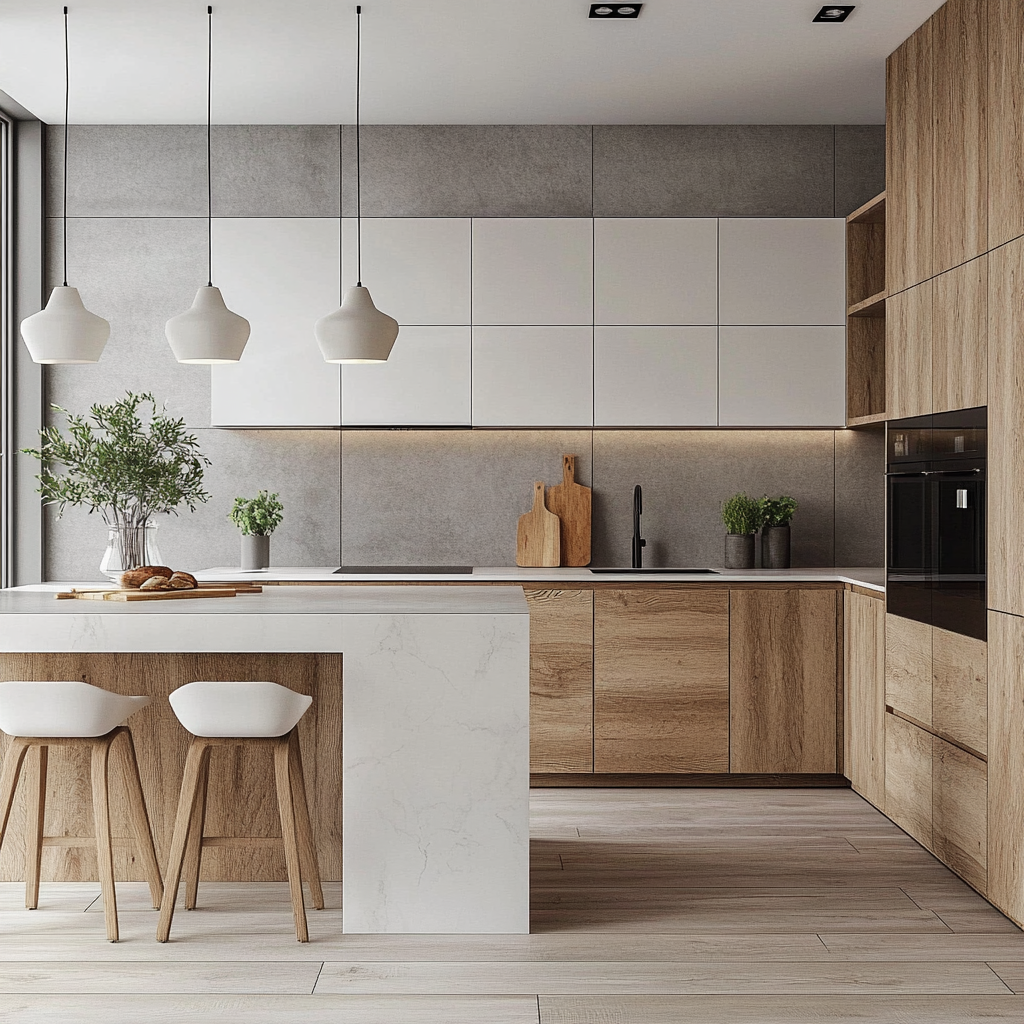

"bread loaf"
[166,572,198,590]
[120,565,173,589]
[139,576,170,590]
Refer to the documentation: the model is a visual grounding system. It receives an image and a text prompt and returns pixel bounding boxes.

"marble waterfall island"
[0,585,530,934]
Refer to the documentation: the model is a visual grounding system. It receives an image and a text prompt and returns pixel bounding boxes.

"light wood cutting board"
[546,453,592,566]
[516,481,561,567]
[55,587,248,602]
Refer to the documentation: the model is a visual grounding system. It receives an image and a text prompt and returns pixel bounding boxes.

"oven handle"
[885,469,983,477]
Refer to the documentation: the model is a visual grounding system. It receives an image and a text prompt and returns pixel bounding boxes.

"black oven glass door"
[887,471,932,626]
[933,471,986,640]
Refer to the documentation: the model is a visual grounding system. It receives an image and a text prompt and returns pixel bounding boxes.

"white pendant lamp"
[315,5,398,364]
[21,6,110,365]
[166,5,249,364]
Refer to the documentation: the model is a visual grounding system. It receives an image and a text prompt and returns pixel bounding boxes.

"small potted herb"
[721,494,763,570]
[229,491,284,571]
[759,495,798,569]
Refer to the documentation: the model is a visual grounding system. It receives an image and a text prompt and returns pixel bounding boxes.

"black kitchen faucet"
[632,484,646,569]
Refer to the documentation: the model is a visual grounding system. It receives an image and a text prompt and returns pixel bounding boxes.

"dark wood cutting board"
[546,454,592,566]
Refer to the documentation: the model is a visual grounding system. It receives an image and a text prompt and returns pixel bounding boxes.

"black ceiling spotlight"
[589,4,643,18]
[813,5,855,21]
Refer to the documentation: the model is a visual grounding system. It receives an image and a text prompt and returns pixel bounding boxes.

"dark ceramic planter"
[724,533,755,570]
[761,525,792,569]
[240,534,270,571]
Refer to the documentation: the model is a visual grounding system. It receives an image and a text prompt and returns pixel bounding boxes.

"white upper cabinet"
[718,326,846,427]
[472,327,593,427]
[594,219,718,326]
[342,327,471,426]
[594,327,718,427]
[210,218,340,427]
[341,218,471,326]
[719,219,846,326]
[472,219,593,325]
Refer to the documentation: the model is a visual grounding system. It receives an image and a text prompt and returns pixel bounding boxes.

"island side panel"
[0,653,342,883]
[342,612,530,934]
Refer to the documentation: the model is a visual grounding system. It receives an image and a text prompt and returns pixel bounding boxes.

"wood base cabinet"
[884,711,934,851]
[844,591,886,808]
[594,588,729,773]
[932,736,987,893]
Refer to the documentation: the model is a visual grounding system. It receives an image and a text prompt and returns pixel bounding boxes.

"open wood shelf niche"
[846,191,887,426]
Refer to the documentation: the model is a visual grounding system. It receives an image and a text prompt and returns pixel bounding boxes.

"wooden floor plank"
[988,963,1024,993]
[820,933,1024,960]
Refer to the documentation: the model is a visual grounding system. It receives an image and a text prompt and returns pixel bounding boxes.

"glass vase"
[99,522,162,581]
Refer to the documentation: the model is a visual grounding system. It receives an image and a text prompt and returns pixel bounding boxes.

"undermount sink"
[589,568,720,574]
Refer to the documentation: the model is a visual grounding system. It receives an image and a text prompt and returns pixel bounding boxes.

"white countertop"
[192,565,886,593]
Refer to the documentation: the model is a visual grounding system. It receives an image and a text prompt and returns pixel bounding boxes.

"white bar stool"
[157,681,324,943]
[0,681,163,942]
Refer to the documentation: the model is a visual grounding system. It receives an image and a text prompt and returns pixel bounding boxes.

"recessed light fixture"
[589,3,642,18]
[812,5,855,22]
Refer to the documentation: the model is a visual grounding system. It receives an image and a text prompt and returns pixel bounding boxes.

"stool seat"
[0,681,150,738]
[169,681,311,737]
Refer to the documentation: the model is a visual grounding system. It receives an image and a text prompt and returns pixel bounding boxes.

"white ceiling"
[0,1,945,125]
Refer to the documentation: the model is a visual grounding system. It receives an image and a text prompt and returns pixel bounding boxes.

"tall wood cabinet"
[988,0,1024,251]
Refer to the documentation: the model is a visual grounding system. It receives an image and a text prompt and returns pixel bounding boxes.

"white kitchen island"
[0,585,530,934]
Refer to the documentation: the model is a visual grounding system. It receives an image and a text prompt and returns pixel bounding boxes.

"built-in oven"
[886,407,986,641]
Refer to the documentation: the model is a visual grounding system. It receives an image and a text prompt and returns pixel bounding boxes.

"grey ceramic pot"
[240,533,271,571]
[724,533,755,570]
[762,525,792,569]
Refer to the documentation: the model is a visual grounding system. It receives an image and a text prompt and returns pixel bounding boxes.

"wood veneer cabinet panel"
[594,588,729,773]
[887,22,934,293]
[988,238,1024,617]
[932,256,987,415]
[988,610,1024,926]
[0,653,341,883]
[933,626,987,757]
[525,588,594,773]
[884,711,933,851]
[885,612,933,728]
[844,591,886,809]
[886,280,932,421]
[932,0,988,275]
[988,0,1024,250]
[730,589,838,774]
[933,735,988,894]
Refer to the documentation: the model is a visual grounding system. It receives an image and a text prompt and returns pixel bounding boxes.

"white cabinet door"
[718,326,846,427]
[472,219,593,325]
[472,327,593,427]
[210,218,340,427]
[342,327,471,426]
[594,219,718,326]
[594,327,718,426]
[341,218,471,326]
[719,219,846,326]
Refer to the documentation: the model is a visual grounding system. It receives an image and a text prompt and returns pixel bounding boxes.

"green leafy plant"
[759,495,799,528]
[22,392,211,532]
[229,490,284,537]
[721,493,763,536]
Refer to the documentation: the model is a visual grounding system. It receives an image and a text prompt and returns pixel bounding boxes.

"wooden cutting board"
[516,481,561,567]
[546,454,592,566]
[55,586,252,602]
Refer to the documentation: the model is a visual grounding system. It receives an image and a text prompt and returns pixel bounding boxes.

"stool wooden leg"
[157,739,208,943]
[0,738,30,848]
[289,729,324,910]
[117,728,164,910]
[274,732,309,943]
[183,747,211,911]
[90,736,119,942]
[24,745,47,909]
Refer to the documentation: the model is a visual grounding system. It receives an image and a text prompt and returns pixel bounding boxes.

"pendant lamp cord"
[62,5,69,287]
[207,5,213,287]
[355,5,362,287]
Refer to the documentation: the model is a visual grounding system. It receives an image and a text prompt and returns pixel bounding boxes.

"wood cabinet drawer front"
[884,711,933,851]
[885,613,932,727]
[730,589,838,774]
[525,588,594,774]
[932,627,987,756]
[845,592,886,809]
[932,736,988,894]
[594,589,729,773]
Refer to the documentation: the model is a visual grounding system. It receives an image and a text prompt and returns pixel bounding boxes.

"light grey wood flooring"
[1,788,1021,1022]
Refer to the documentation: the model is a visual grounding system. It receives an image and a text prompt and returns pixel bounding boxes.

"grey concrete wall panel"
[340,430,592,566]
[593,125,835,219]
[43,429,341,583]
[211,126,340,218]
[590,430,836,569]
[46,125,206,218]
[341,125,593,218]
[834,125,886,217]
[834,426,885,567]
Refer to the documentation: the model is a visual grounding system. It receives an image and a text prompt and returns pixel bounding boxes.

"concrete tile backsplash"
[36,121,887,579]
